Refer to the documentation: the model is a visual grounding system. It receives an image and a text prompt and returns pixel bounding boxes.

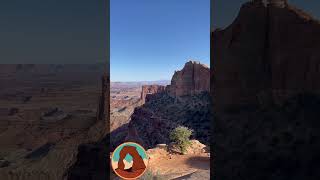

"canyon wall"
[213,0,320,110]
[167,61,210,97]
[140,85,165,103]
[97,73,110,127]
[213,1,320,179]
[126,61,211,148]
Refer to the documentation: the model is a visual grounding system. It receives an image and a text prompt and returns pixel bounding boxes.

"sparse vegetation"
[130,88,211,148]
[169,126,193,154]
[140,168,164,180]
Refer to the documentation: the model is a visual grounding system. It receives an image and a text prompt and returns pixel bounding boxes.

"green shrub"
[140,168,164,180]
[169,126,193,154]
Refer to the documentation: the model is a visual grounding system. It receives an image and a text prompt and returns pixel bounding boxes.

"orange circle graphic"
[111,142,148,180]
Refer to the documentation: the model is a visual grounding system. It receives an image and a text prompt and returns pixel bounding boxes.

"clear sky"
[110,0,210,82]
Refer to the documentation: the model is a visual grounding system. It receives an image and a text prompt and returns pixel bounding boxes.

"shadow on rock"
[185,156,210,170]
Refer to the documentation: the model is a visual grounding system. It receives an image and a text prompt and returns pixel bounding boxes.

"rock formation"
[125,123,145,146]
[213,0,320,110]
[167,61,210,97]
[97,73,110,129]
[140,85,165,103]
[125,61,211,149]
[67,69,110,180]
[213,1,320,179]
[40,107,69,123]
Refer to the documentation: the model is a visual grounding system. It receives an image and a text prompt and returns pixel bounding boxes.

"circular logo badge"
[111,142,148,180]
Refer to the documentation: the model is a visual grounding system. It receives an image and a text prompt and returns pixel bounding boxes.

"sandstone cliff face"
[67,74,110,180]
[167,61,210,97]
[97,73,109,125]
[213,0,320,110]
[140,85,165,103]
[124,61,211,149]
[213,1,320,179]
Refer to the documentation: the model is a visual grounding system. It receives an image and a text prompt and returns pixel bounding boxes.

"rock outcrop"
[213,0,320,110]
[40,107,69,123]
[124,61,211,149]
[167,61,210,97]
[140,85,165,103]
[212,1,320,179]
[96,73,110,133]
[125,123,145,146]
[168,140,208,155]
[67,73,110,180]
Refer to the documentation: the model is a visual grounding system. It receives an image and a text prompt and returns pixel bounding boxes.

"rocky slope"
[67,61,210,179]
[212,0,320,179]
[67,74,110,180]
[118,61,212,149]
[141,85,165,103]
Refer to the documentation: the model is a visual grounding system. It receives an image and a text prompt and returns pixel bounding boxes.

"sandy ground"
[149,153,210,179]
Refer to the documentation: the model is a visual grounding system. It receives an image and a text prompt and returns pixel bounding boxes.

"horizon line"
[111,79,171,83]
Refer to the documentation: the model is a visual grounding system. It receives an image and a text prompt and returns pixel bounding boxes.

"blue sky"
[110,0,210,82]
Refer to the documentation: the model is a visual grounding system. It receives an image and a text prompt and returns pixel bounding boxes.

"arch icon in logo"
[111,142,148,179]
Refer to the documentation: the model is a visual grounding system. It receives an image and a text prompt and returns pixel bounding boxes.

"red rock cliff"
[167,61,210,97]
[140,85,165,103]
[212,1,320,179]
[97,73,109,127]
[212,0,320,109]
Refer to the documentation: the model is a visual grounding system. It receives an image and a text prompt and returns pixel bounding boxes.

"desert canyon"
[1,0,320,179]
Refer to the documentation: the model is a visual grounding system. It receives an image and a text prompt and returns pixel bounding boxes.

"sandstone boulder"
[169,140,207,155]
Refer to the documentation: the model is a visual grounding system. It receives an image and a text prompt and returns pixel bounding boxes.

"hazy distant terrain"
[0,64,106,180]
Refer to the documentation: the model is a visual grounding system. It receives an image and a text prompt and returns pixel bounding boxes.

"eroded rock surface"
[167,61,210,97]
[212,1,320,179]
[141,85,165,103]
[213,0,320,109]
[123,61,211,149]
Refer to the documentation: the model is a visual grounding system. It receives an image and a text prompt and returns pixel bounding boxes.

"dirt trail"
[149,153,210,179]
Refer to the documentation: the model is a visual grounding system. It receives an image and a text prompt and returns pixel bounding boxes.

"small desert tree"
[169,126,193,154]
